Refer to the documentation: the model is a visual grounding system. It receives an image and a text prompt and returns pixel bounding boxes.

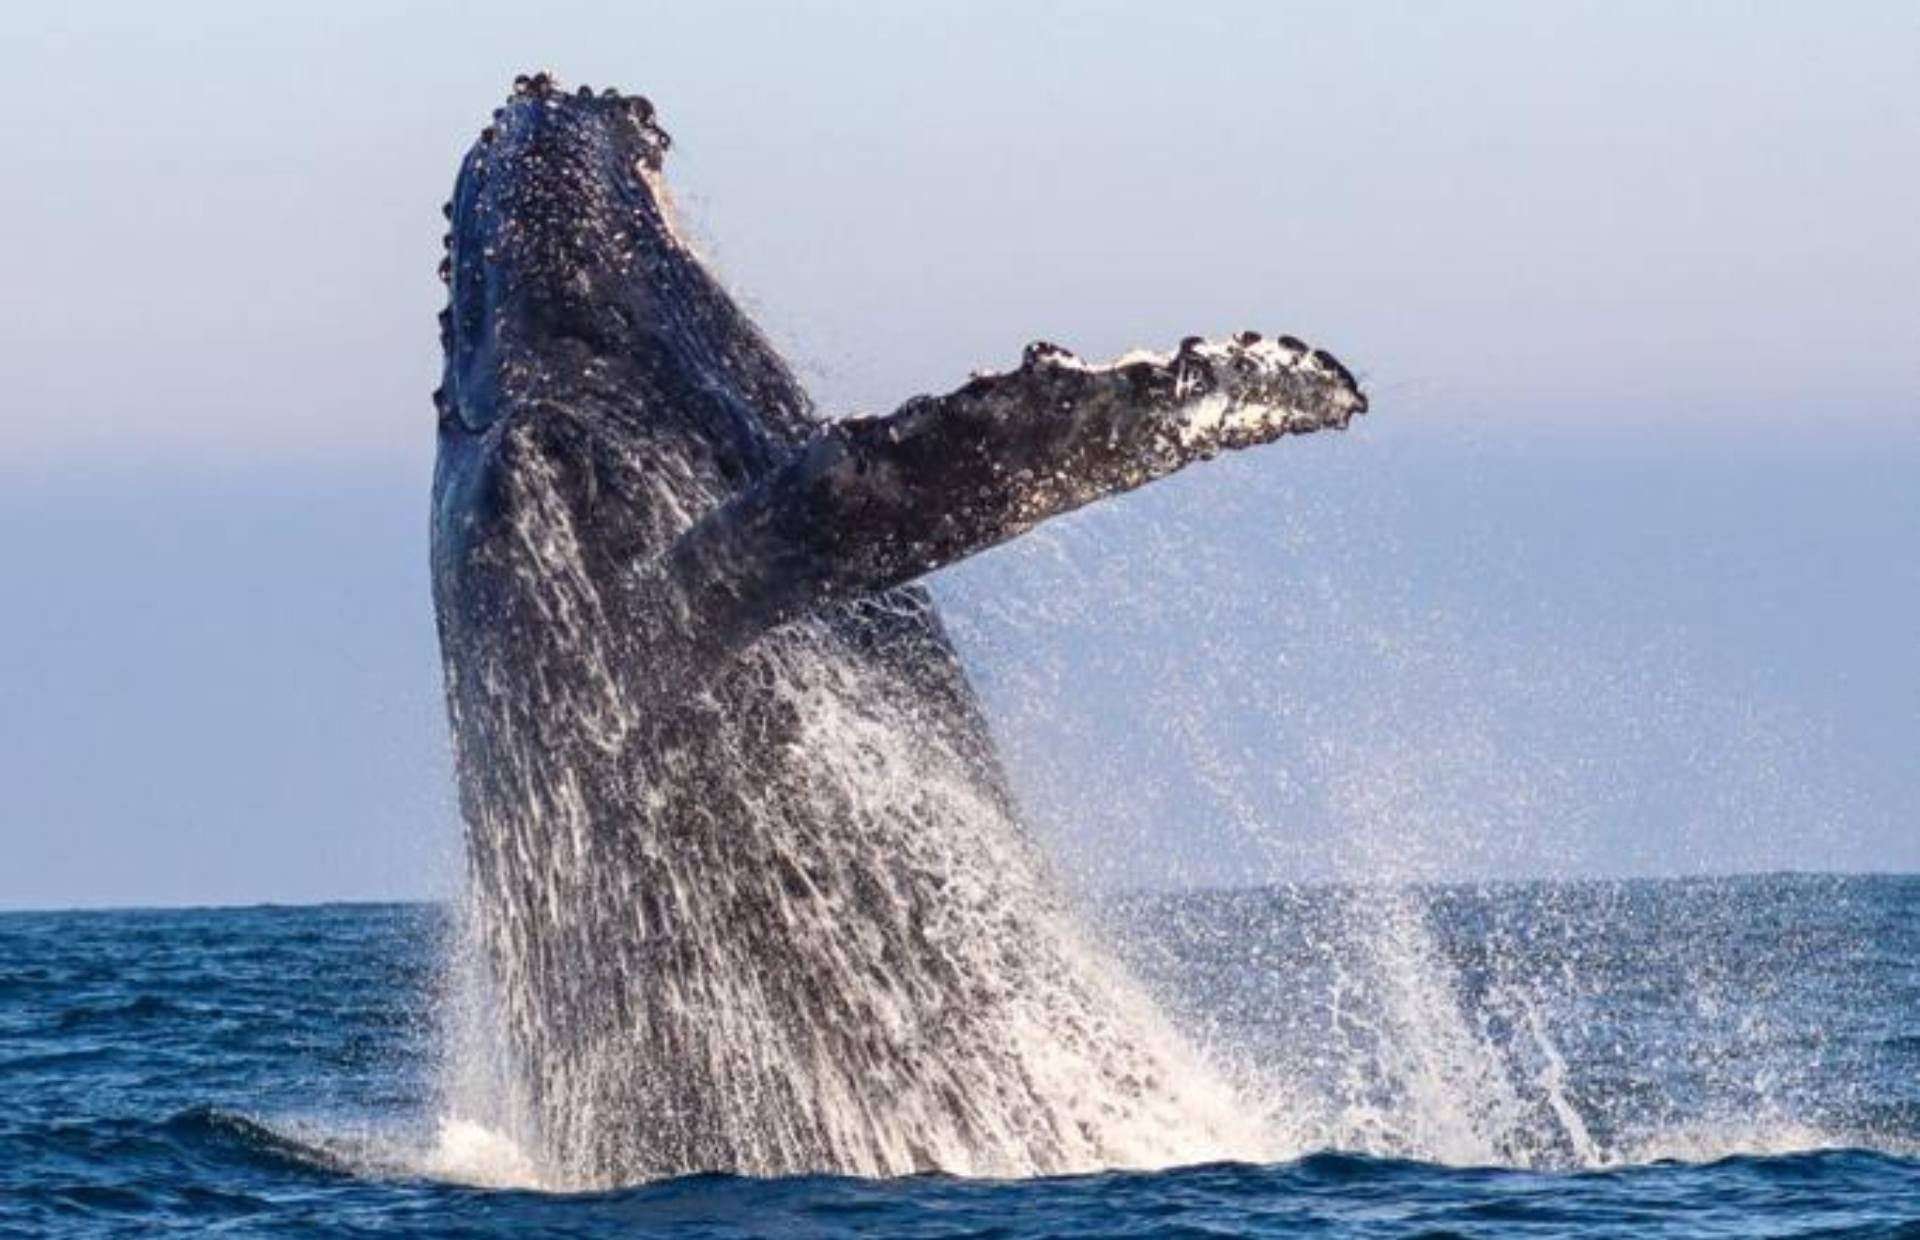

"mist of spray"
[937,418,1865,1169]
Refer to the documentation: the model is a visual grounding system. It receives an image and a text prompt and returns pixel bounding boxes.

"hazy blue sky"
[2,2,1914,907]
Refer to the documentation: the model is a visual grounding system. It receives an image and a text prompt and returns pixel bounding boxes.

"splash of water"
[932,430,1866,1174]
[432,449,1271,1188]
[424,412,1865,1188]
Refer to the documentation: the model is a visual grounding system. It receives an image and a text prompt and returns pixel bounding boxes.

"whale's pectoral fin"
[657,333,1367,658]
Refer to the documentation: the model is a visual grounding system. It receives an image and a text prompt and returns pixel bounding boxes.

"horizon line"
[4,867,1913,918]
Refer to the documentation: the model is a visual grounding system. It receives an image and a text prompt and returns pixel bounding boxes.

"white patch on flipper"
[971,334,1328,395]
[1176,394,1233,447]
[1068,336,1315,380]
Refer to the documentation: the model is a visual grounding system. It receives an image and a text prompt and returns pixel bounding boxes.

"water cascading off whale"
[431,73,1368,1185]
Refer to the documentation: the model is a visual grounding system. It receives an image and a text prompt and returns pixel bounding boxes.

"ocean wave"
[165,1107,357,1177]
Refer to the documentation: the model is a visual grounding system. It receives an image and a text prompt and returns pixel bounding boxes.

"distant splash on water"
[1115,881,1875,1175]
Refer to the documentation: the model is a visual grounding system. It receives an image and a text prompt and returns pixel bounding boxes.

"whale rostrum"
[432,73,1367,1184]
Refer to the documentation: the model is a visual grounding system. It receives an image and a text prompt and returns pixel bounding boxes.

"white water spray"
[935,427,1864,1173]
[430,444,1272,1188]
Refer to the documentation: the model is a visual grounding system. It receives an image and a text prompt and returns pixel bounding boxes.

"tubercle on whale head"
[437,71,683,437]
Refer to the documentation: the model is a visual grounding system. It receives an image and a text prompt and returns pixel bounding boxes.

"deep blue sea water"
[4,875,1916,1237]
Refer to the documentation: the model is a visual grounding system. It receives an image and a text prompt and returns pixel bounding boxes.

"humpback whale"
[432,73,1367,1185]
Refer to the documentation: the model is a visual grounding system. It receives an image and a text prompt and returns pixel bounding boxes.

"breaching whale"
[431,73,1367,1185]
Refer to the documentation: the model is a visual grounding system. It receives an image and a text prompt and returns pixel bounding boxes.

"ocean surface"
[3,873,1916,1237]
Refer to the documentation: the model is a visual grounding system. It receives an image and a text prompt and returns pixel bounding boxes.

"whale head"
[432,75,815,569]
[435,73,682,434]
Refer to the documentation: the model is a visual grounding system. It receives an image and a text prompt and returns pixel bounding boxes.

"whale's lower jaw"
[430,76,1366,1184]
